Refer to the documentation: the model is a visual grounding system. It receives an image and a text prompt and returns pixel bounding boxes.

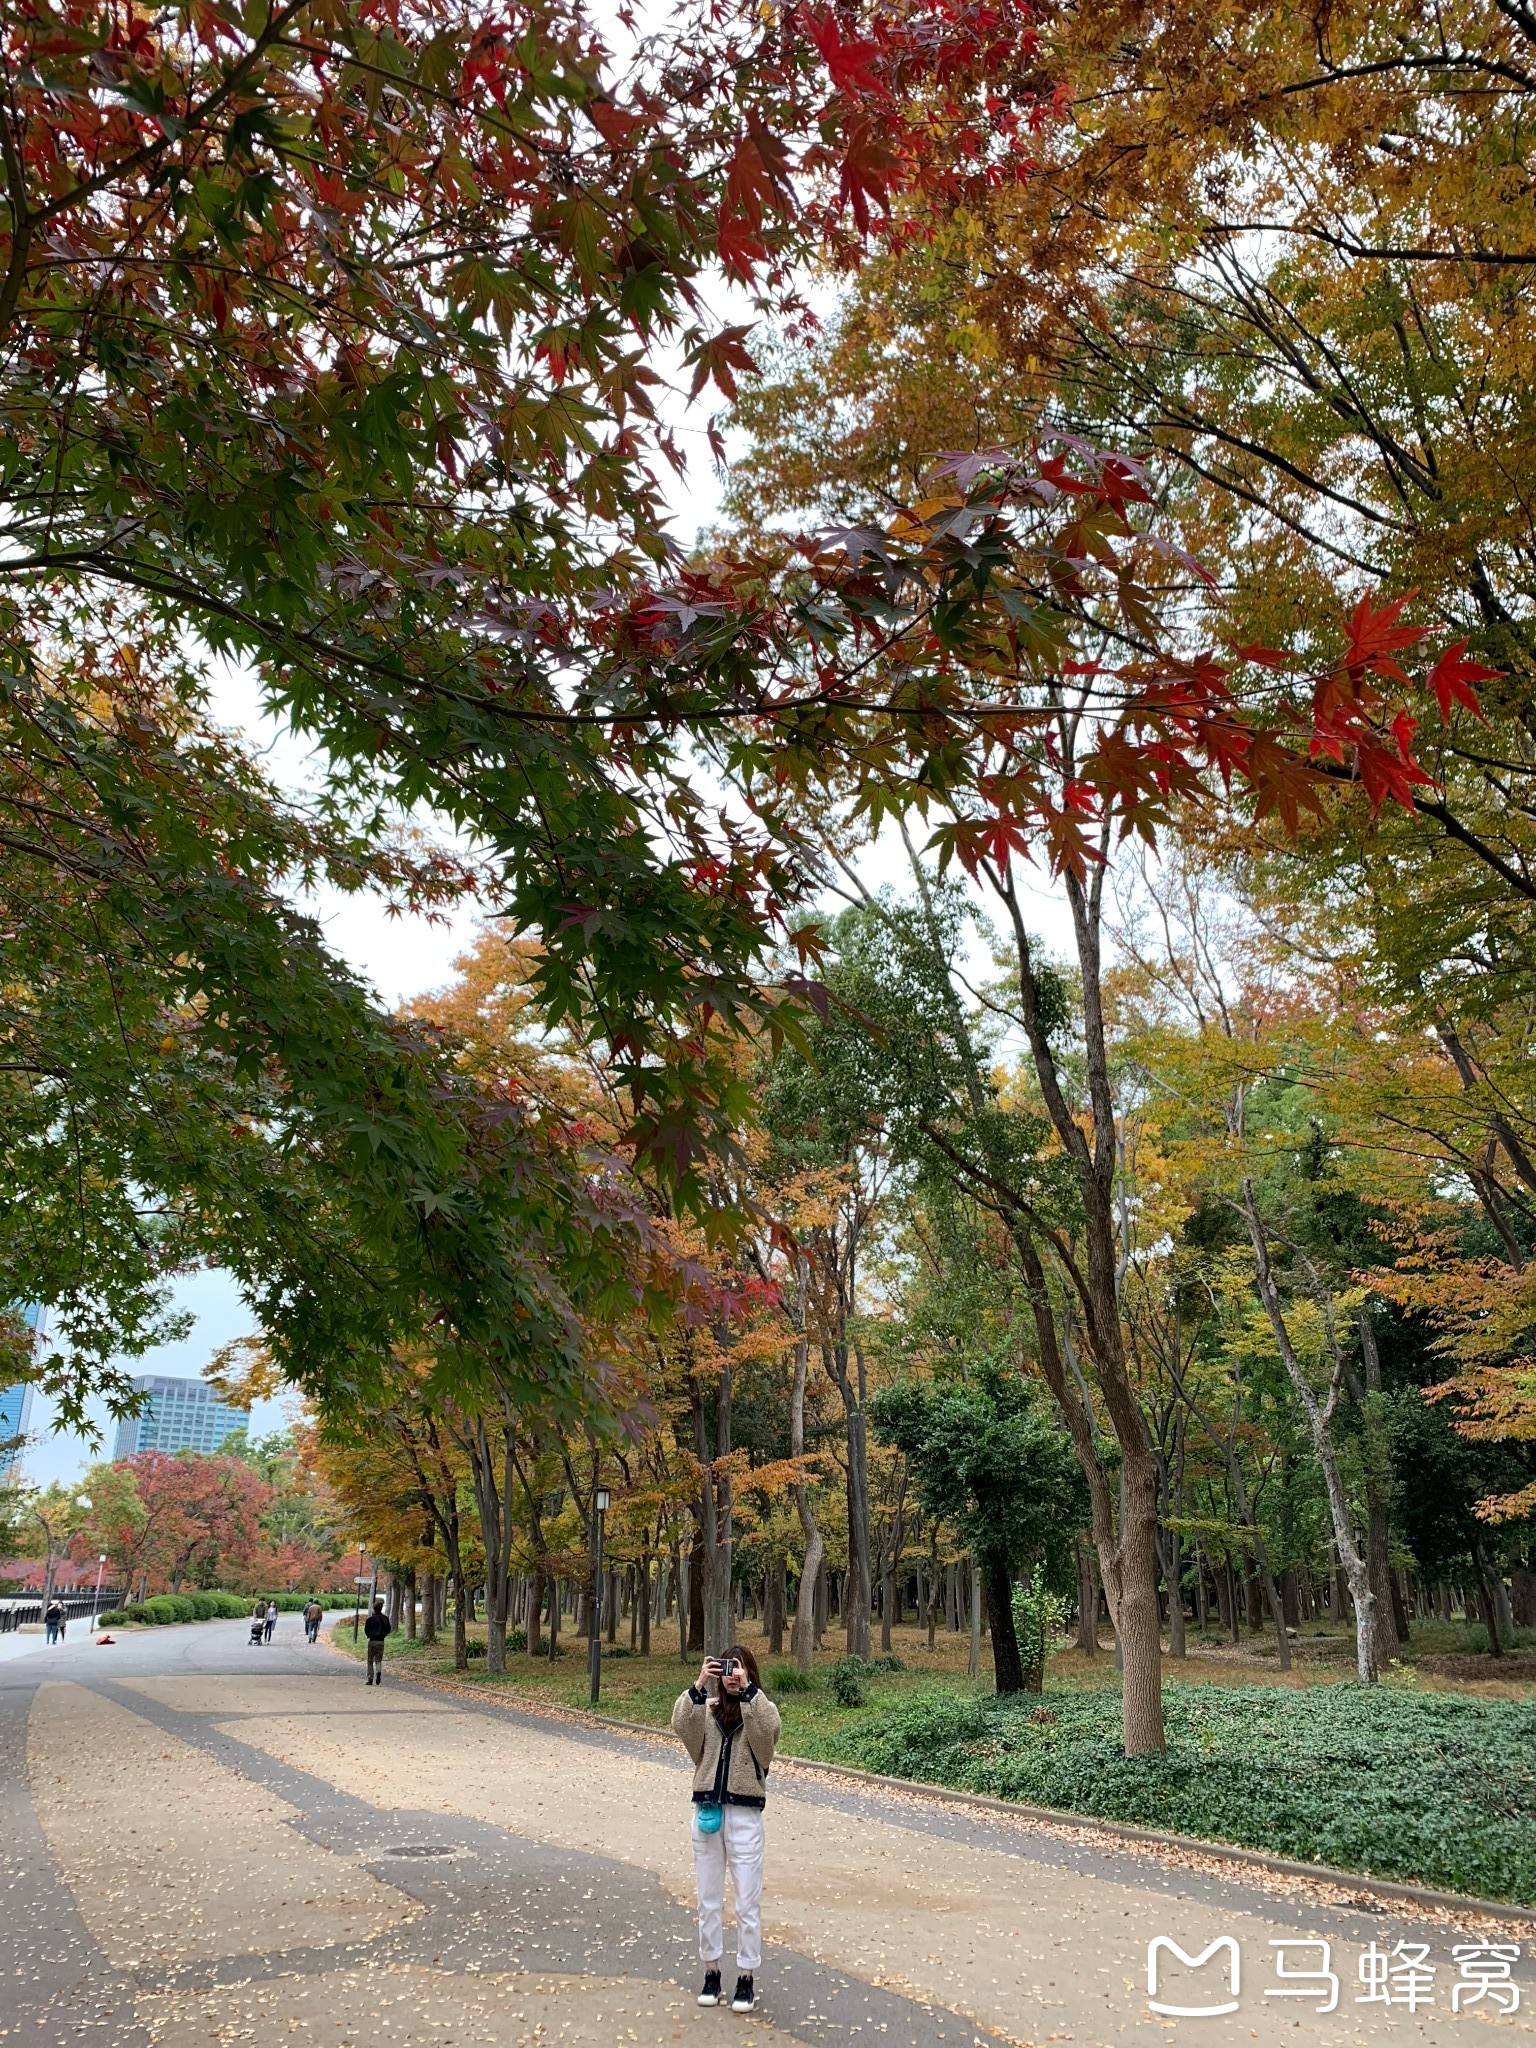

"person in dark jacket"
[44,1599,64,1645]
[362,1597,392,1684]
[671,1644,780,2014]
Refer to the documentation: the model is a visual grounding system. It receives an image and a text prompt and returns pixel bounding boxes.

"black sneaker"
[731,1975,755,2012]
[697,1970,722,2007]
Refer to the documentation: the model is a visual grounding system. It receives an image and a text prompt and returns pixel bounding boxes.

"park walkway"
[1,1619,1531,2047]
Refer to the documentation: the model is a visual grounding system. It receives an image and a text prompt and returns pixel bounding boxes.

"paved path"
[2,1621,1531,2048]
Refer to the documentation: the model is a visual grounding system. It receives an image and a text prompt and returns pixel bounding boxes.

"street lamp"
[589,1485,611,1707]
[353,1543,368,1641]
[89,1554,107,1634]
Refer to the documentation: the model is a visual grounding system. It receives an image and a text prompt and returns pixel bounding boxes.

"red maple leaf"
[1424,640,1497,722]
[806,10,890,97]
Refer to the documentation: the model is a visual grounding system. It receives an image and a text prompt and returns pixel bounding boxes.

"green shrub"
[142,1594,191,1623]
[824,1683,1536,1906]
[767,1664,816,1693]
[830,1657,868,1708]
[509,1626,527,1653]
[1011,1566,1067,1689]
[96,1609,132,1627]
[869,1654,905,1674]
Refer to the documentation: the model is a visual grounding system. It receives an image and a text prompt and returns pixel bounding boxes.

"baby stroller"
[249,1616,266,1645]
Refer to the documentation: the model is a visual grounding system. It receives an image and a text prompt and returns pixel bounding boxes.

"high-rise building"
[0,1304,42,1481]
[111,1375,249,1461]
[0,1379,32,1482]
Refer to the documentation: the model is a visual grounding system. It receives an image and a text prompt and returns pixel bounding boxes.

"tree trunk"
[1163,1527,1185,1658]
[1076,1535,1099,1654]
[828,1343,873,1662]
[526,1567,544,1656]
[1356,1312,1400,1667]
[967,1555,981,1679]
[1473,1544,1505,1656]
[452,1565,468,1670]
[687,1524,705,1652]
[984,1556,1027,1694]
[1242,1181,1377,1684]
[877,1501,904,1655]
[1009,1218,1164,1750]
[692,1354,735,1656]
[459,1406,517,1677]
[789,1313,824,1672]
[767,1555,787,1654]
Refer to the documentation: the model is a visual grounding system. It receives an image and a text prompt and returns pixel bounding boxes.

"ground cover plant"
[818,1685,1536,1907]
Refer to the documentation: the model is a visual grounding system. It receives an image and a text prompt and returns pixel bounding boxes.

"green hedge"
[821,1683,1536,1906]
[97,1591,358,1627]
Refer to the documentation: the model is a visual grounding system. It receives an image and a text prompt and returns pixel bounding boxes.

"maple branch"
[1211,216,1536,272]
[0,95,31,346]
[28,0,318,234]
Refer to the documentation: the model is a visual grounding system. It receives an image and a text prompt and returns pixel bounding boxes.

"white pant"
[691,1805,765,1973]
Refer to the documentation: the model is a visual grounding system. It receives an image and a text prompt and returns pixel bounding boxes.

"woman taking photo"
[671,1644,781,2014]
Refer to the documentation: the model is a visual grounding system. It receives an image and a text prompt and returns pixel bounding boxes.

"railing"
[0,1591,123,1633]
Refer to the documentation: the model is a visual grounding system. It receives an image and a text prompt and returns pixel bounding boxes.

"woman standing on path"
[671,1644,780,2015]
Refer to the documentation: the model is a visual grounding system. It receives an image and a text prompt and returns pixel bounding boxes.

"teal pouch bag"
[694,1802,723,1835]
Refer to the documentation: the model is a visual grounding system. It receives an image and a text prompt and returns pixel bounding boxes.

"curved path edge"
[351,1647,1536,1929]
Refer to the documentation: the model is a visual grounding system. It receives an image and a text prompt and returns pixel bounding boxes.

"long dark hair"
[710,1643,763,1733]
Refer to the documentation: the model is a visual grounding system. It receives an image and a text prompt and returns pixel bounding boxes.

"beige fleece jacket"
[671,1682,781,1807]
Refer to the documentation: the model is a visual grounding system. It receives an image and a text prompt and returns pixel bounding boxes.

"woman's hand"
[696,1656,722,1691]
[720,1662,748,1696]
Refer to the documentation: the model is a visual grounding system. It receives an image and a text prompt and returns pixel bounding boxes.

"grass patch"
[816,1683,1536,1905]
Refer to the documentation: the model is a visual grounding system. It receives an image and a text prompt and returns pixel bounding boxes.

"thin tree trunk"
[1164,1527,1185,1658]
[686,1524,705,1653]
[1474,1543,1505,1656]
[452,1564,468,1670]
[768,1555,786,1654]
[1242,1181,1376,1683]
[1355,1311,1400,1666]
[461,1405,517,1677]
[826,1341,873,1662]
[1076,1535,1099,1654]
[526,1567,543,1657]
[789,1311,824,1672]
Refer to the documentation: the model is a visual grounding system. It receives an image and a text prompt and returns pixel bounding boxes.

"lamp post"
[589,1485,610,1706]
[352,1543,367,1642]
[89,1553,107,1634]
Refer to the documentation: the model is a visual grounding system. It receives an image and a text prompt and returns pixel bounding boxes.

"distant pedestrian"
[263,1600,278,1642]
[673,1645,780,2015]
[363,1597,392,1685]
[303,1597,323,1644]
[44,1599,63,1645]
